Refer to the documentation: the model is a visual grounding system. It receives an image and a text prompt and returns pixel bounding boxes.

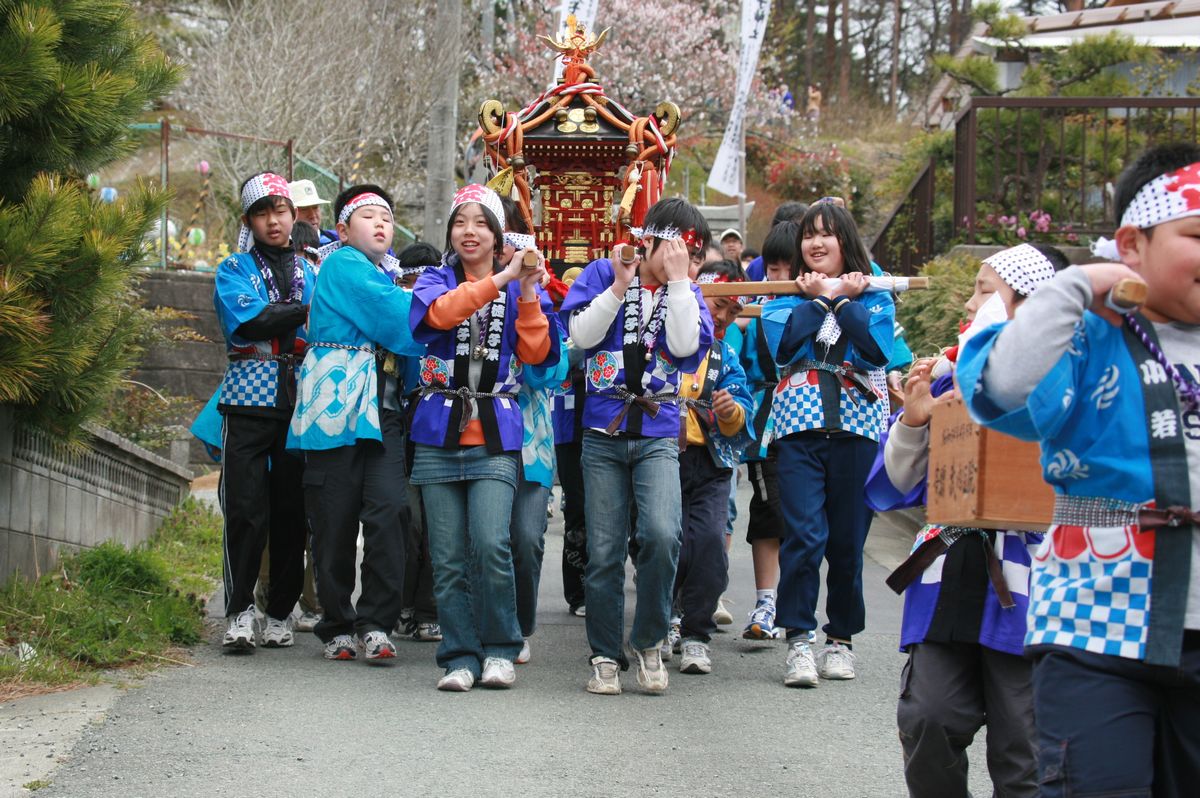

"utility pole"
[889,0,902,110]
[423,0,463,242]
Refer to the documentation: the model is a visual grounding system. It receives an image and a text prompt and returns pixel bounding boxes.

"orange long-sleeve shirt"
[423,270,551,445]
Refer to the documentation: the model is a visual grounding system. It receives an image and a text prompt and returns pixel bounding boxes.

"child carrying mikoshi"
[873,243,1067,798]
[288,185,424,663]
[673,258,754,676]
[213,172,314,652]
[959,142,1200,796]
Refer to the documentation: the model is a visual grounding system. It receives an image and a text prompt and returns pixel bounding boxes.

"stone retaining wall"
[0,407,194,584]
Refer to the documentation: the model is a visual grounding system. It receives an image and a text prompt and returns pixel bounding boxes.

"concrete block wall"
[0,407,194,584]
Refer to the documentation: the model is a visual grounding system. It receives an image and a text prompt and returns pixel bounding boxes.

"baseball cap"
[719,228,743,242]
[288,179,330,207]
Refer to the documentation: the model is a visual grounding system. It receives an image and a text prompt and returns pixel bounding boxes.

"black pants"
[1032,636,1200,797]
[897,641,1037,798]
[219,412,305,620]
[304,410,409,642]
[556,440,587,609]
[745,453,784,542]
[675,447,732,643]
[401,478,437,624]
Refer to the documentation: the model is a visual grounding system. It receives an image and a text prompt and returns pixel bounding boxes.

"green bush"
[0,498,222,686]
[896,250,981,358]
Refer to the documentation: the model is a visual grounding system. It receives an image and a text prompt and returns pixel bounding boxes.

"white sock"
[756,589,776,603]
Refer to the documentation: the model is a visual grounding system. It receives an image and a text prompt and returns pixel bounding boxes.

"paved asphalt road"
[18,480,995,798]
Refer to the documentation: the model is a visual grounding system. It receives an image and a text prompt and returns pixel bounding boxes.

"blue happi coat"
[408,263,560,454]
[759,290,894,443]
[213,251,315,412]
[287,245,424,451]
[681,335,755,469]
[959,308,1193,660]
[558,258,713,439]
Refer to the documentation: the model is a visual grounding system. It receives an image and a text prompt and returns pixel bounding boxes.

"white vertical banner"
[550,0,601,85]
[707,0,771,197]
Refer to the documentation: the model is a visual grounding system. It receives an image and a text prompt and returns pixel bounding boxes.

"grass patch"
[0,497,222,693]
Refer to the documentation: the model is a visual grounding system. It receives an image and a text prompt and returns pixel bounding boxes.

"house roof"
[978,0,1200,49]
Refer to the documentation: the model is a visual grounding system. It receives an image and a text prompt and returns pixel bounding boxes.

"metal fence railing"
[953,97,1200,243]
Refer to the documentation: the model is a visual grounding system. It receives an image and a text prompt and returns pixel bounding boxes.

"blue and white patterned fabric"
[900,527,1041,656]
[519,326,570,488]
[213,252,315,411]
[958,305,1178,661]
[759,290,894,443]
[289,245,424,451]
[558,258,713,438]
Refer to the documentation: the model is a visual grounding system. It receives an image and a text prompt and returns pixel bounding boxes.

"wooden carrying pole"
[702,276,930,297]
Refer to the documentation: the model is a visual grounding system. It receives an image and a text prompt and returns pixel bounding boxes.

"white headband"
[237,172,292,252]
[1094,161,1200,260]
[338,192,392,225]
[983,243,1056,297]
[503,231,536,251]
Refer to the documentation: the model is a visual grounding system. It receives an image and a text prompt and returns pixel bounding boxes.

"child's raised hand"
[1080,262,1144,325]
[660,238,691,282]
[796,272,831,298]
[838,272,868,298]
[900,358,937,427]
[711,388,739,422]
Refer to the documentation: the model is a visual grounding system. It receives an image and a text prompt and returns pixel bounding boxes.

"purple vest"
[558,258,712,438]
[408,261,560,453]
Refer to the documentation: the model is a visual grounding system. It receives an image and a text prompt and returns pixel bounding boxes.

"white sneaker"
[713,596,734,625]
[816,641,857,680]
[323,634,357,661]
[586,657,621,695]
[359,630,397,663]
[480,657,516,689]
[294,611,321,633]
[516,638,531,665]
[222,606,256,651]
[661,621,681,661]
[260,616,294,648]
[437,668,475,692]
[784,640,819,688]
[628,644,669,693]
[679,640,712,675]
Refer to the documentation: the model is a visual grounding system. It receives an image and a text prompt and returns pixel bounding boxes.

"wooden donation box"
[926,398,1054,531]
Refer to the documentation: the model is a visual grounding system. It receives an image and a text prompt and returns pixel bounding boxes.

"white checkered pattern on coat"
[768,373,888,442]
[222,360,280,407]
[1027,556,1151,660]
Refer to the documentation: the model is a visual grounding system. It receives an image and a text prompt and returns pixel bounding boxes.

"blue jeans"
[510,475,549,638]
[412,445,521,676]
[581,432,682,664]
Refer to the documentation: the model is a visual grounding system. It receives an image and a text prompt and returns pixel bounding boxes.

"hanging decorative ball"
[99,187,118,203]
[625,143,640,158]
[86,173,101,190]
[510,154,526,170]
[197,160,210,176]
[187,228,206,247]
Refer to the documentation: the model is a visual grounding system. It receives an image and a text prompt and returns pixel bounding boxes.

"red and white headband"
[338,192,392,225]
[237,172,292,252]
[631,225,700,249]
[1095,162,1200,260]
[451,184,505,230]
[1120,162,1200,229]
[983,243,1056,297]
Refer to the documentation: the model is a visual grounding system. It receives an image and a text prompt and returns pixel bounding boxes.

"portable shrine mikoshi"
[474,15,681,277]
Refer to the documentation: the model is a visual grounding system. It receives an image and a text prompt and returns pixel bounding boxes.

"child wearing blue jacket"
[760,201,894,688]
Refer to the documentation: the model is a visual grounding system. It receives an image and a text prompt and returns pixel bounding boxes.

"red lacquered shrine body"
[476,15,681,275]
